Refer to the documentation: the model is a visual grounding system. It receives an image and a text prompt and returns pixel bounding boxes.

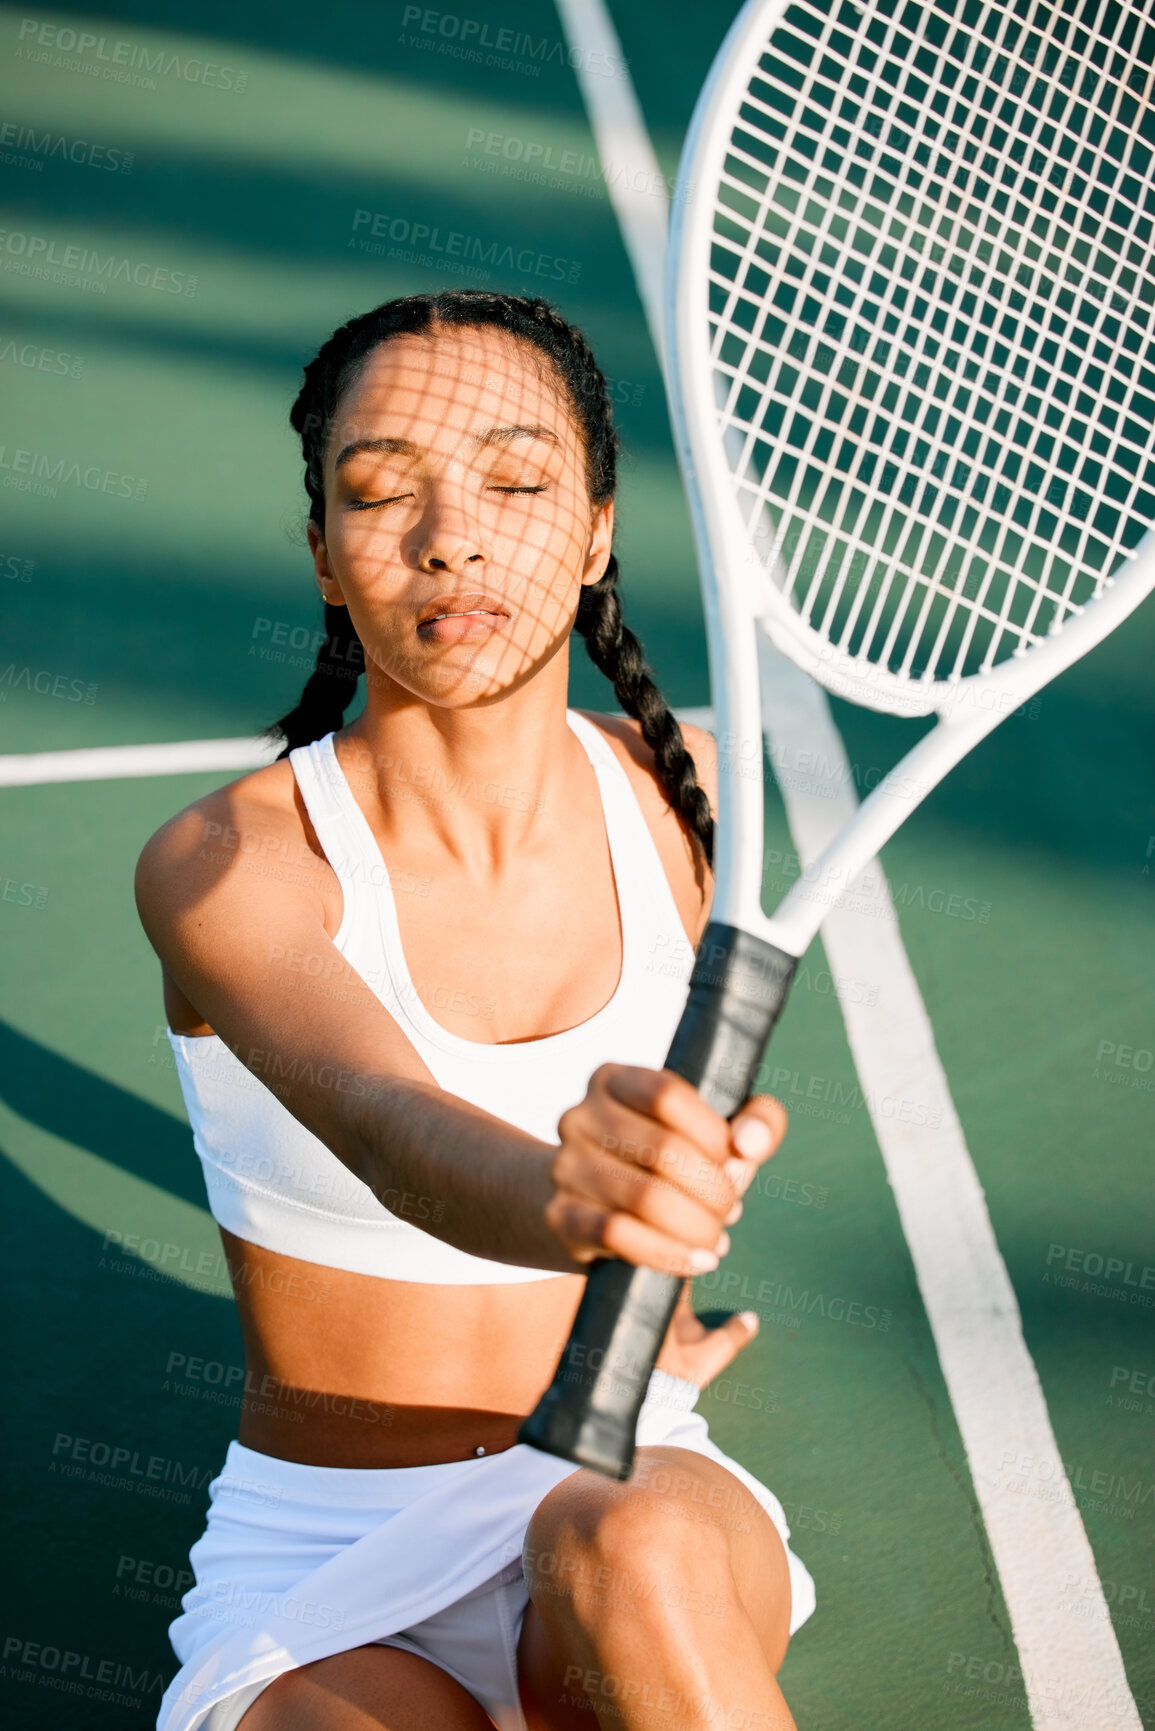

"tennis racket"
[520,0,1155,1479]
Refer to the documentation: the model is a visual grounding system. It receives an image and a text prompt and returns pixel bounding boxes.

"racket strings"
[716,13,1142,654]
[706,0,1155,688]
[720,0,1152,528]
[716,0,1149,668]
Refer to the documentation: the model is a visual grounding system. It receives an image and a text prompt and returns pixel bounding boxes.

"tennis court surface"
[0,2,1152,1727]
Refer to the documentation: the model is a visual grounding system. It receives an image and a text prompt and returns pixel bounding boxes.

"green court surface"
[1,3,1153,1728]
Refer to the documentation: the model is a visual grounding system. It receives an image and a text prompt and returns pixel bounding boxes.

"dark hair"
[267,290,713,862]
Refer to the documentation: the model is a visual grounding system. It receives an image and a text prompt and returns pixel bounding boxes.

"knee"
[523,1466,733,1633]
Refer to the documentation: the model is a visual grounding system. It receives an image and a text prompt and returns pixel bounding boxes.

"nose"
[407,479,489,575]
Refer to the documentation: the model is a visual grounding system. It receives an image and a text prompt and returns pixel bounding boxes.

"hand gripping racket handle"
[517,923,798,1479]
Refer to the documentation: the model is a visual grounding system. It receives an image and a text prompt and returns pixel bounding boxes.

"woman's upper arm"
[134,776,434,1181]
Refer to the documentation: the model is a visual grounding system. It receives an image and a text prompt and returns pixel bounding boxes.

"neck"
[338,647,591,866]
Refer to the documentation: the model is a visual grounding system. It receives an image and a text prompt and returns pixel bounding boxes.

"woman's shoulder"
[135,755,333,930]
[573,710,715,938]
[573,709,718,818]
[138,755,298,864]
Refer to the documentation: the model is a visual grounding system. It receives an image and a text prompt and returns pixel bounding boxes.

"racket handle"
[518,922,798,1479]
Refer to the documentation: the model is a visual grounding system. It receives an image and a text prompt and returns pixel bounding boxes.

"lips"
[416,592,512,645]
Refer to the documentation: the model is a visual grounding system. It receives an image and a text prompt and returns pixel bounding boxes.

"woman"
[136,290,815,1731]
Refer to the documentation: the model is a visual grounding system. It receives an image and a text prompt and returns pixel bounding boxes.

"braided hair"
[268,290,714,862]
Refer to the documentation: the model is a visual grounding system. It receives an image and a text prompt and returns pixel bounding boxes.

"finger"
[557,1141,736,1251]
[600,1211,729,1279]
[544,1194,728,1276]
[687,1309,760,1387]
[561,1096,736,1213]
[725,1094,788,1192]
[599,1065,733,1167]
[539,1193,604,1271]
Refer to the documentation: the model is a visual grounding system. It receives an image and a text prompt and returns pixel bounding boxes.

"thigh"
[238,1643,497,1731]
[517,1444,793,1728]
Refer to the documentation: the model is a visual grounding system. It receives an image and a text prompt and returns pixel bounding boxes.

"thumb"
[728,1094,787,1193]
[690,1309,760,1388]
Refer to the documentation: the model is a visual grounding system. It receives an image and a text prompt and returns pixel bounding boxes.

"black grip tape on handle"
[518,922,798,1479]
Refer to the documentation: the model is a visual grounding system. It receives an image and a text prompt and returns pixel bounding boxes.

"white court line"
[555,0,670,351]
[0,737,278,786]
[754,645,1140,1730]
[556,2,1141,1726]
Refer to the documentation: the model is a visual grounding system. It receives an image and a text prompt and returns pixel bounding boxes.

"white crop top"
[168,711,696,1283]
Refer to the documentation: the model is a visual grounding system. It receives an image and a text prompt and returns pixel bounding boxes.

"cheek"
[511,559,584,628]
[335,516,403,569]
[501,500,590,599]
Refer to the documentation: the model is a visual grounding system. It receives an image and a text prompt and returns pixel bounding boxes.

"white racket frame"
[665,0,1155,962]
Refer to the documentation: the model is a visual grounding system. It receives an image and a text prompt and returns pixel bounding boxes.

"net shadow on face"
[312,326,608,719]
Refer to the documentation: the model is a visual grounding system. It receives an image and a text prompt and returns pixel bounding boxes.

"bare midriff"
[221,1226,585,1468]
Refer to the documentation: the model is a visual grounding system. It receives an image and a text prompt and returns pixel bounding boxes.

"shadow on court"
[0,1019,205,1207]
[0,1155,239,1730]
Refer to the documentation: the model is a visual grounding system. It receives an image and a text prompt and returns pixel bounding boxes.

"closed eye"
[349,485,547,509]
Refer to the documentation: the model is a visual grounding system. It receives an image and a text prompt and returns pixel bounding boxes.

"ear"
[307,520,347,607]
[580,499,614,587]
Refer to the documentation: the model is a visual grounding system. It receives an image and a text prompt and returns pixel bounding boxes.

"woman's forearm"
[344,1075,574,1272]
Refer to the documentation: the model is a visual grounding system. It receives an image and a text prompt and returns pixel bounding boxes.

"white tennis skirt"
[158,1371,816,1731]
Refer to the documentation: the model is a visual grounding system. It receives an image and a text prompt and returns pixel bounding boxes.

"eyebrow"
[333,424,560,470]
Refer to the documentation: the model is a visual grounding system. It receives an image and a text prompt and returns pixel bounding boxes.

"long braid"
[576,561,714,864]
[267,603,364,755]
[266,291,715,864]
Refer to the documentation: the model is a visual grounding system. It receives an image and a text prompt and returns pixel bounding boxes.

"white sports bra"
[168,711,696,1283]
